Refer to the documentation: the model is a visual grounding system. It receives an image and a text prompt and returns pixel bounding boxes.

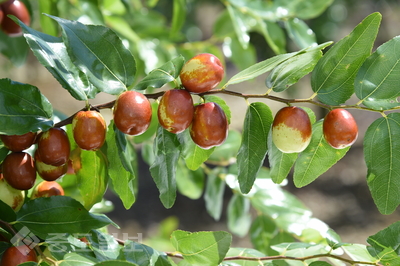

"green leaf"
[122,241,171,266]
[309,262,332,266]
[256,20,286,55]
[267,42,331,92]
[293,120,350,188]
[267,129,298,184]
[76,150,109,210]
[227,194,252,237]
[223,37,257,71]
[170,0,185,38]
[237,102,273,193]
[134,56,184,90]
[103,122,136,209]
[367,221,400,256]
[226,4,250,49]
[0,31,29,66]
[364,113,400,214]
[342,244,376,266]
[207,130,241,164]
[0,200,16,223]
[150,126,180,208]
[355,35,400,110]
[222,247,267,266]
[224,51,297,87]
[177,129,215,171]
[325,229,344,249]
[284,18,317,49]
[49,15,136,95]
[16,196,114,239]
[88,230,120,260]
[94,261,139,266]
[19,21,97,101]
[170,230,232,266]
[176,160,204,200]
[0,79,53,135]
[204,167,226,221]
[60,253,97,266]
[277,0,334,20]
[38,0,58,36]
[249,215,277,255]
[312,12,381,105]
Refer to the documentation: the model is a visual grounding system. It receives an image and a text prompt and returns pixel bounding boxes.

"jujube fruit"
[2,152,36,190]
[37,127,70,166]
[113,91,152,135]
[272,106,312,153]
[0,131,36,152]
[158,89,194,133]
[0,245,38,266]
[180,53,224,94]
[0,0,30,36]
[31,181,64,199]
[190,102,228,149]
[323,108,358,149]
[72,110,107,151]
[34,150,67,181]
[0,174,24,210]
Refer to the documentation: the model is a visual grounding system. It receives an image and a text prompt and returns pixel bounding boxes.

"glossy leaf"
[19,21,97,100]
[103,122,136,209]
[0,79,53,135]
[16,196,114,239]
[364,113,400,214]
[150,126,180,208]
[367,221,400,264]
[224,51,297,87]
[176,159,204,200]
[134,56,185,90]
[267,42,331,92]
[170,230,232,266]
[177,129,215,171]
[355,35,400,110]
[76,149,109,210]
[293,121,350,188]
[49,15,136,95]
[122,241,171,266]
[284,18,317,49]
[267,129,298,184]
[0,200,16,223]
[312,12,381,105]
[204,167,226,221]
[237,102,273,193]
[277,0,334,20]
[227,194,252,237]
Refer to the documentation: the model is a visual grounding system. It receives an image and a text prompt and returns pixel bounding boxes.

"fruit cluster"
[0,0,30,36]
[113,53,228,149]
[272,106,358,153]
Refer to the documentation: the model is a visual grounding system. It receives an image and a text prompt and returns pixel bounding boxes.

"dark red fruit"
[272,106,312,153]
[34,150,67,181]
[180,53,224,94]
[0,131,36,152]
[31,181,64,199]
[323,109,358,149]
[113,91,152,135]
[0,8,4,25]
[0,245,38,266]
[2,152,36,190]
[158,89,194,133]
[37,127,70,166]
[190,102,228,149]
[72,110,107,151]
[0,0,30,36]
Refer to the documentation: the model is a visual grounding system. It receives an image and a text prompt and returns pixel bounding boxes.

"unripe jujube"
[31,181,65,199]
[158,89,194,133]
[2,152,36,190]
[323,108,358,149]
[180,53,224,94]
[0,174,24,210]
[0,0,30,36]
[72,110,107,151]
[272,106,312,153]
[0,131,36,152]
[37,127,70,166]
[113,91,152,135]
[34,150,67,181]
[190,102,228,149]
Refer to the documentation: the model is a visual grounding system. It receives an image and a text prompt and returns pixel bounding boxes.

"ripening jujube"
[72,110,107,151]
[323,108,358,149]
[272,106,312,153]
[190,102,228,149]
[0,0,31,36]
[113,91,152,136]
[34,150,68,181]
[36,127,70,167]
[2,152,36,190]
[0,131,36,152]
[158,89,194,134]
[0,245,38,266]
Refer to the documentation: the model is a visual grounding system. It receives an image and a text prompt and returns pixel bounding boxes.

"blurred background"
[1,0,400,251]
